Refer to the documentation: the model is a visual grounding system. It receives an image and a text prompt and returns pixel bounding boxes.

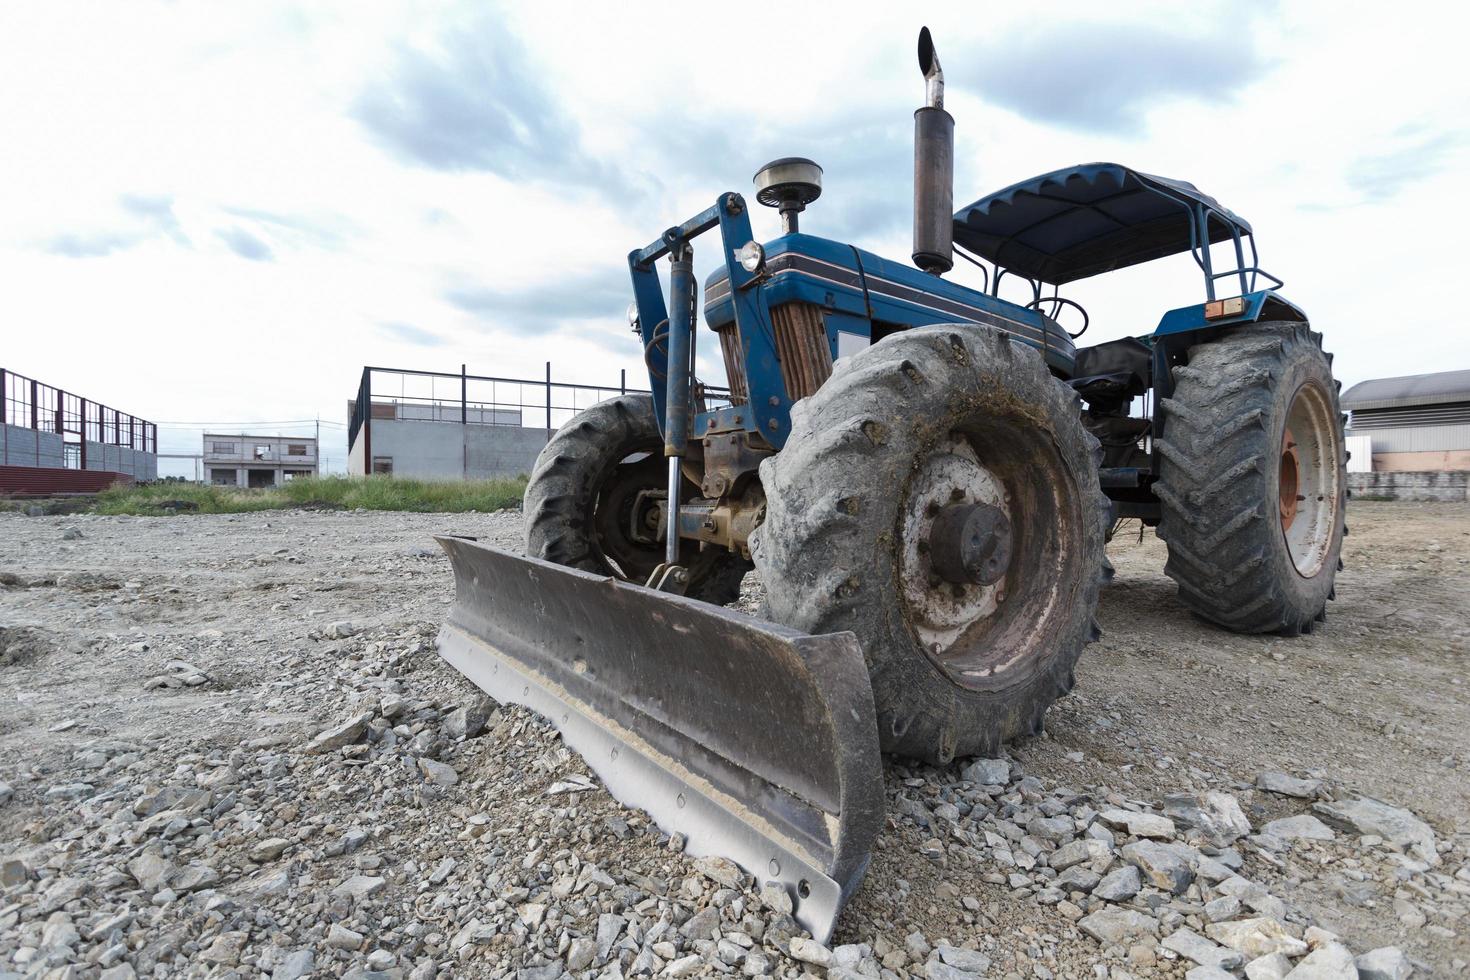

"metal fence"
[348,364,729,475]
[0,366,157,467]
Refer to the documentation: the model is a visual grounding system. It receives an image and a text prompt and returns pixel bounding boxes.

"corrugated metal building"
[1342,369,1470,472]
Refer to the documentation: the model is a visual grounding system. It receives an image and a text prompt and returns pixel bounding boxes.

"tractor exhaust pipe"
[912,27,954,276]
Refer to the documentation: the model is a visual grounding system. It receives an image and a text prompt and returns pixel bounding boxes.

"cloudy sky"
[2,2,1466,473]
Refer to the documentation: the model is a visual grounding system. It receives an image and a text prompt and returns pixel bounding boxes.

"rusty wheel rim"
[1279,381,1341,578]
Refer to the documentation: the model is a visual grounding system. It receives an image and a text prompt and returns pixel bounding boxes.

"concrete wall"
[1,424,64,468]
[84,442,157,480]
[1368,449,1470,473]
[1349,471,1469,502]
[349,420,549,479]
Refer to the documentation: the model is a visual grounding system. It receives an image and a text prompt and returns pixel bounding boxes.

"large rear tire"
[752,325,1111,764]
[1154,322,1346,635]
[525,394,749,604]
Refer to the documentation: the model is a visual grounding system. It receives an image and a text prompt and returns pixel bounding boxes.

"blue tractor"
[436,28,1346,940]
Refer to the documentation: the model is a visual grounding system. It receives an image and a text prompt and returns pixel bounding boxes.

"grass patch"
[94,475,528,516]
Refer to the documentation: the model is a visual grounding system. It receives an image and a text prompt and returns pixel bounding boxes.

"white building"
[204,433,318,487]
[1342,369,1470,472]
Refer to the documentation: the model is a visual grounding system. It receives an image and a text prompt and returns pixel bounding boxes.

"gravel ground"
[1,500,1467,979]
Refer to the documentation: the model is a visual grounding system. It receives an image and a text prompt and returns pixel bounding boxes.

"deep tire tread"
[1155,322,1347,635]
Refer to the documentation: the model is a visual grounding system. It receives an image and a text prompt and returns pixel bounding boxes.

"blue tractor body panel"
[628,163,1308,525]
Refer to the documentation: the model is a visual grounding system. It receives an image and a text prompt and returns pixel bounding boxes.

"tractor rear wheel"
[525,394,750,604]
[1154,322,1346,634]
[752,325,1111,764]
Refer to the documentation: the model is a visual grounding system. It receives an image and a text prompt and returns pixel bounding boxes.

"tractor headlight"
[738,241,765,274]
[627,301,640,332]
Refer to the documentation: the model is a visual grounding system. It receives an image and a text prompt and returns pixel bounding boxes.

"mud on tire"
[524,394,749,604]
[1154,321,1346,635]
[752,325,1111,764]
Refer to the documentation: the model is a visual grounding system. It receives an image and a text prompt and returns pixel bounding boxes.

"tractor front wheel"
[524,394,750,604]
[753,325,1111,764]
[1154,322,1346,634]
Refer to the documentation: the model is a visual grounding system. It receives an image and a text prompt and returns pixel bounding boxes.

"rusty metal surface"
[434,538,883,943]
[771,302,833,402]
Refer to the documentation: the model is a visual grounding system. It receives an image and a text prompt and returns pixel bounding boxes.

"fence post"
[545,361,552,436]
[461,364,468,424]
[79,398,88,470]
[620,368,626,395]
[0,368,6,426]
[363,368,373,476]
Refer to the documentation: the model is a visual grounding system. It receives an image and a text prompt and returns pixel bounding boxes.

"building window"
[253,445,270,460]
[210,469,236,486]
[211,442,234,454]
[372,457,393,475]
[287,443,308,456]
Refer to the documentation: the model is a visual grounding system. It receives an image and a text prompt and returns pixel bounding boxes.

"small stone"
[100,966,137,980]
[326,620,358,637]
[1,857,28,886]
[327,923,364,950]
[1204,895,1241,922]
[1185,968,1236,980]
[743,952,771,976]
[1057,866,1101,892]
[332,875,386,901]
[566,937,597,971]
[596,914,625,960]
[961,758,1010,785]
[307,712,371,753]
[679,907,721,940]
[1121,840,1194,894]
[936,944,992,973]
[789,937,832,967]
[443,700,492,740]
[1079,907,1160,945]
[1163,792,1252,847]
[1162,928,1244,970]
[1094,865,1142,902]
[272,949,316,980]
[250,837,292,862]
[366,949,397,970]
[417,757,459,786]
[200,931,248,966]
[662,954,702,977]
[172,864,220,893]
[1244,952,1293,980]
[1206,918,1308,959]
[1313,797,1437,863]
[760,882,793,914]
[1256,772,1322,799]
[693,855,747,889]
[1282,942,1355,978]
[1355,946,1411,980]
[127,852,174,891]
[1050,838,1111,871]
[1097,808,1176,839]
[519,902,547,927]
[1260,814,1335,841]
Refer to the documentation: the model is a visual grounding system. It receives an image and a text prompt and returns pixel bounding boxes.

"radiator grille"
[772,303,832,402]
[716,324,749,405]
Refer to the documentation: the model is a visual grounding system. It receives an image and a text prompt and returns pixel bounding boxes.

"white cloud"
[0,1,1466,477]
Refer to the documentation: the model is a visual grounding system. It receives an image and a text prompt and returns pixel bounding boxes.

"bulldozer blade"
[434,537,883,944]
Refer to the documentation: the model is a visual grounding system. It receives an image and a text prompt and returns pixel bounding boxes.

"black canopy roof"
[952,163,1252,285]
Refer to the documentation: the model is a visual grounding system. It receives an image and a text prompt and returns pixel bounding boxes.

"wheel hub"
[897,433,1007,656]
[1279,426,1301,532]
[929,502,1012,586]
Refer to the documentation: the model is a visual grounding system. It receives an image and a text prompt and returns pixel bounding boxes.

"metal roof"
[1341,369,1470,411]
[952,163,1250,285]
